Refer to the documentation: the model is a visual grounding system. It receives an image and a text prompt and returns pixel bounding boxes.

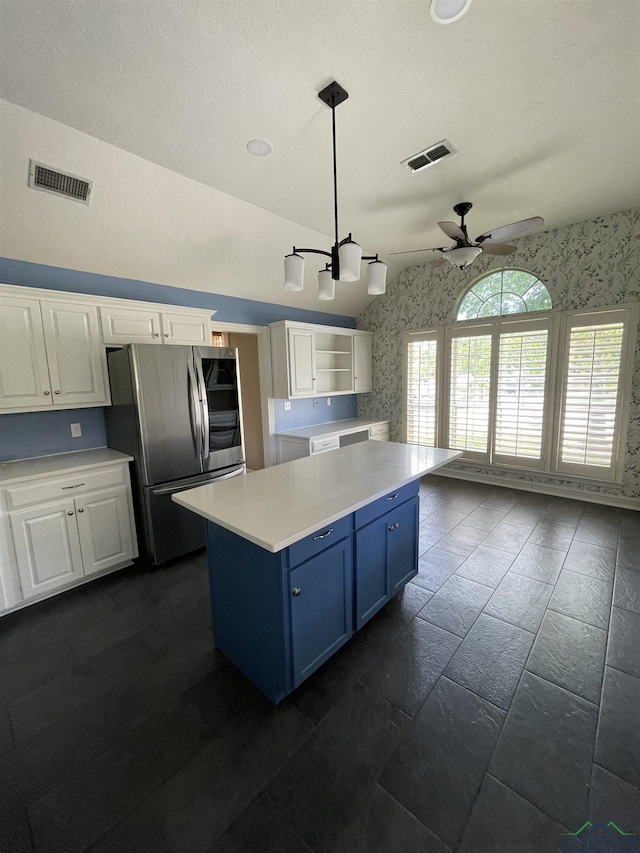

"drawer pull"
[388,522,399,531]
[312,528,333,541]
[62,483,85,489]
[292,587,301,597]
[385,493,400,501]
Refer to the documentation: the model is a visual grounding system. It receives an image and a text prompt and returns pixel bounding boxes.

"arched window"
[457,269,552,321]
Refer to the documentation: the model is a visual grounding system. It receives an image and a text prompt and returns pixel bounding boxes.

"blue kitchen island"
[173,441,460,702]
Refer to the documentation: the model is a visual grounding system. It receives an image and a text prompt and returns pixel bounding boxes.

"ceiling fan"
[390,202,544,269]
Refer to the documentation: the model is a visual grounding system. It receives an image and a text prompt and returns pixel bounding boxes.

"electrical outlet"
[284,401,291,411]
[70,423,82,438]
[327,397,332,406]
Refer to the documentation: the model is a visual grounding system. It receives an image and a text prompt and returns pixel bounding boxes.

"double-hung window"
[404,270,637,483]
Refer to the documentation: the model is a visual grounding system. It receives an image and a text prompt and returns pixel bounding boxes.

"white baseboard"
[431,468,640,511]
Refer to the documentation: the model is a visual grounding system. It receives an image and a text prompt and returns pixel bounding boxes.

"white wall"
[0,99,368,317]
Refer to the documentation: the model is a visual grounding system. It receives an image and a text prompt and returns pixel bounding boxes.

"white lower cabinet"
[76,487,135,576]
[10,486,135,598]
[1,454,137,611]
[10,499,85,598]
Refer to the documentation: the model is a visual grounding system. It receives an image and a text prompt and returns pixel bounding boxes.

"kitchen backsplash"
[273,395,358,432]
[0,408,107,462]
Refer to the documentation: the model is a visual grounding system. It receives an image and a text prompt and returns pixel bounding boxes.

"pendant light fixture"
[284,81,386,300]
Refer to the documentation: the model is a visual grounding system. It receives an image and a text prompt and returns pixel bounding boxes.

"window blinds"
[560,321,624,468]
[406,336,438,445]
[449,334,492,455]
[495,329,548,461]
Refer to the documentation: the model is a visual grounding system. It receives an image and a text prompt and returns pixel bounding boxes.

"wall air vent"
[401,139,456,173]
[28,160,92,204]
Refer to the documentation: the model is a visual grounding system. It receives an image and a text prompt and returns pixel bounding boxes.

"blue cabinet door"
[354,518,389,628]
[387,496,419,593]
[289,539,353,687]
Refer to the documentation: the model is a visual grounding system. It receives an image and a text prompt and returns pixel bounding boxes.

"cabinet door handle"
[312,527,333,540]
[78,508,84,513]
[292,587,301,596]
[44,390,51,395]
[385,493,399,501]
[154,333,160,338]
[54,390,61,395]
[62,483,85,489]
[388,522,399,531]
[67,511,74,516]
[165,333,170,338]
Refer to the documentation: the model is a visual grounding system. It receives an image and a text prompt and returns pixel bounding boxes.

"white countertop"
[274,418,389,440]
[0,448,133,486]
[173,441,460,553]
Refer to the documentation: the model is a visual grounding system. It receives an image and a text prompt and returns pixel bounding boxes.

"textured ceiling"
[1,0,639,315]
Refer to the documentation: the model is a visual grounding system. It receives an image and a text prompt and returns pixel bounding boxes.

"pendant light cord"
[332,103,339,246]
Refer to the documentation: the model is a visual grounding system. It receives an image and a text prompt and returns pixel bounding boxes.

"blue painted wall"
[0,258,359,461]
[273,395,357,432]
[0,409,107,462]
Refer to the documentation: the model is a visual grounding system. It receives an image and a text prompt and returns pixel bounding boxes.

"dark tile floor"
[1,477,639,852]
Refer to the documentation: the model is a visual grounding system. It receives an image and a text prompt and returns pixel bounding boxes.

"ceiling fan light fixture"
[338,237,362,281]
[367,259,387,295]
[445,246,482,269]
[430,0,472,25]
[284,252,305,290]
[318,268,335,300]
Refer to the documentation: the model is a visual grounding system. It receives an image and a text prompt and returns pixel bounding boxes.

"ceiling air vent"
[401,139,456,173]
[28,160,92,204]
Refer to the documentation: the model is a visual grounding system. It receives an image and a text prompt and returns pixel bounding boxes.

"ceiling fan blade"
[480,243,518,256]
[438,220,465,241]
[389,247,445,256]
[476,216,544,244]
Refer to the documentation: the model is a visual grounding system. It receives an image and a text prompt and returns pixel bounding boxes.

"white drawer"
[310,436,340,454]
[370,423,390,439]
[5,464,127,510]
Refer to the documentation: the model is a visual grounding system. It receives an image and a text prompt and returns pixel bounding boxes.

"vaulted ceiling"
[1,0,639,315]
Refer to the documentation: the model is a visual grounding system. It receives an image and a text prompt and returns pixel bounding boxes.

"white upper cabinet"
[40,301,107,406]
[101,306,210,346]
[0,296,52,409]
[353,333,373,393]
[288,327,316,397]
[161,312,209,345]
[0,295,109,412]
[270,321,372,399]
[100,306,163,344]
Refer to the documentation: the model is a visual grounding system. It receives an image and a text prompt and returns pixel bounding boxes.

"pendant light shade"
[284,252,305,290]
[318,268,335,300]
[367,260,387,295]
[338,238,362,281]
[444,246,482,269]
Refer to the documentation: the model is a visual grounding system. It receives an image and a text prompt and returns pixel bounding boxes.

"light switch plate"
[283,402,291,411]
[70,423,82,437]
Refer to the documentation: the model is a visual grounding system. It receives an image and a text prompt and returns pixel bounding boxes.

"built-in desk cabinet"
[270,321,373,399]
[0,295,109,412]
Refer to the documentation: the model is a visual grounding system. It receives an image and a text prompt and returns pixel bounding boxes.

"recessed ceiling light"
[430,0,472,25]
[247,139,273,157]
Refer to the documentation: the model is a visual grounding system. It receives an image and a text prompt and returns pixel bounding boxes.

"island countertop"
[173,441,460,553]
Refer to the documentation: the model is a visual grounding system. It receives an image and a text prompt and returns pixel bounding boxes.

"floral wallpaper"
[357,207,640,500]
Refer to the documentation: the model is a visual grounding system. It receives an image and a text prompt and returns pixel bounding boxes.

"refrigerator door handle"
[195,355,210,467]
[151,467,245,495]
[187,353,203,464]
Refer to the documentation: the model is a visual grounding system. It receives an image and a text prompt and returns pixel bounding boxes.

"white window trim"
[403,302,638,487]
[402,328,444,446]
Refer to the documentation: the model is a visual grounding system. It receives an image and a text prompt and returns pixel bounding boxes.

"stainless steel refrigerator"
[105,344,245,564]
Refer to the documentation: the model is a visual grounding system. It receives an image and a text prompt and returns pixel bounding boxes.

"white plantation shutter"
[448,332,492,460]
[494,324,550,467]
[406,333,439,445]
[558,311,630,478]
